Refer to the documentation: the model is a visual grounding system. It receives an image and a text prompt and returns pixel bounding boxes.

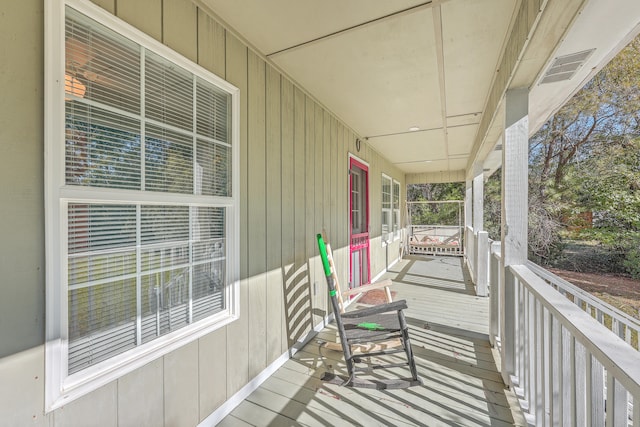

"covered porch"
[219,255,524,427]
[3,0,640,425]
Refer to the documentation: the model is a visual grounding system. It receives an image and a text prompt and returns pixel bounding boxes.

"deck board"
[219,256,525,426]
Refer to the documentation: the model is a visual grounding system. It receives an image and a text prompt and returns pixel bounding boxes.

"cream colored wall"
[0,0,405,425]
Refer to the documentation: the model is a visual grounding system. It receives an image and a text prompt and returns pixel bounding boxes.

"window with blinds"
[57,5,237,376]
[382,175,392,241]
[393,180,401,240]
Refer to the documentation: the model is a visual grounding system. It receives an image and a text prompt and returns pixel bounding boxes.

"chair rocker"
[317,233,422,390]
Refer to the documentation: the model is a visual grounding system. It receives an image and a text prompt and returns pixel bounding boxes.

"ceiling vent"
[494,144,502,151]
[540,49,595,84]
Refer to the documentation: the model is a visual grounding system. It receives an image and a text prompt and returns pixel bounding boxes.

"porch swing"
[406,200,464,256]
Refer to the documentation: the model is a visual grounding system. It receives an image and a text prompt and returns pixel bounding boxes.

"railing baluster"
[517,277,525,387]
[575,341,586,426]
[528,290,535,414]
[562,327,573,426]
[607,374,629,427]
[552,316,562,426]
[502,267,517,384]
[535,300,545,425]
[544,308,552,426]
[489,243,500,347]
[587,354,605,426]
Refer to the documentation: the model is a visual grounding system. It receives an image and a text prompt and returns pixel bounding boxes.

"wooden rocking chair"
[317,233,422,389]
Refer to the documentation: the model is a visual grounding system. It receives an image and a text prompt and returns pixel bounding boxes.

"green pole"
[317,234,332,277]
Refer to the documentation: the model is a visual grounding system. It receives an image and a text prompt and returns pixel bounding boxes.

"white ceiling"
[199,0,640,179]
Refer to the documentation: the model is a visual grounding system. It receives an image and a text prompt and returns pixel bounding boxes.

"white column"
[501,88,529,385]
[472,164,488,296]
[464,179,472,257]
[472,164,484,231]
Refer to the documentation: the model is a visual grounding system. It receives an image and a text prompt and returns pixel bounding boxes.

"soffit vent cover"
[494,144,502,151]
[540,49,595,84]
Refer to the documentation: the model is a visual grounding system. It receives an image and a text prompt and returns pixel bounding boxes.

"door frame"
[348,154,371,288]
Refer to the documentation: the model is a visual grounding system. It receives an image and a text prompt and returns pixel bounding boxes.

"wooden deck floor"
[218,256,525,427]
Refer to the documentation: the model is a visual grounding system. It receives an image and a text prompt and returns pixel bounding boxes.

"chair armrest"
[341,279,393,297]
[341,299,408,318]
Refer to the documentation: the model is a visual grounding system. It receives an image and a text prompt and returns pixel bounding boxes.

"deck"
[218,256,525,426]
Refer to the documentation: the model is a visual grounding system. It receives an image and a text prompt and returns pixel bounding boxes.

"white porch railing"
[464,226,489,296]
[487,243,640,426]
[527,262,640,351]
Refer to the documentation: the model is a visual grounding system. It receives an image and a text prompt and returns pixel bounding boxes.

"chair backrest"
[319,231,346,313]
[317,233,350,343]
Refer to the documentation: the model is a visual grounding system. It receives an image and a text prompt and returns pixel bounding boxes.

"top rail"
[527,261,640,349]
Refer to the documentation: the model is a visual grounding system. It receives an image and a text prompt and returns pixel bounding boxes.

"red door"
[349,157,370,289]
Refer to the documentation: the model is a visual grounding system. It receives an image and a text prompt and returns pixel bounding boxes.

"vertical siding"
[117,0,162,42]
[196,10,228,420]
[91,0,114,13]
[198,327,227,421]
[313,106,326,315]
[0,0,44,361]
[164,342,199,426]
[305,98,319,325]
[117,358,164,426]
[0,0,408,424]
[197,10,226,78]
[224,32,249,397]
[280,77,295,349]
[247,51,267,378]
[162,0,197,62]
[292,87,312,341]
[265,67,284,361]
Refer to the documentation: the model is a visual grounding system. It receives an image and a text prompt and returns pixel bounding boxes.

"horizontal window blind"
[62,6,233,374]
[382,175,392,236]
[393,180,400,237]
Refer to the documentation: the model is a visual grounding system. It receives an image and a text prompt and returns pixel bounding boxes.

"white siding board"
[54,382,117,427]
[225,33,249,396]
[293,87,306,267]
[247,51,267,378]
[314,104,327,318]
[265,66,284,363]
[0,0,45,360]
[330,117,338,246]
[195,10,228,421]
[116,0,162,41]
[0,347,45,426]
[291,86,312,342]
[197,10,226,78]
[90,0,114,13]
[163,341,199,427]
[280,77,295,349]
[304,98,321,325]
[117,358,163,427]
[162,0,197,62]
[323,111,331,236]
[198,327,227,421]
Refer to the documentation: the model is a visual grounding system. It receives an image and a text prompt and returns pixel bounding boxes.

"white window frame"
[44,0,240,411]
[392,179,401,241]
[381,174,392,244]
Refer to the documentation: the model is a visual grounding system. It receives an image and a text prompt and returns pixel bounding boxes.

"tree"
[529,36,640,200]
[523,35,640,267]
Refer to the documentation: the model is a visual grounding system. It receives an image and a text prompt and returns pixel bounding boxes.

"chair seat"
[343,312,403,341]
